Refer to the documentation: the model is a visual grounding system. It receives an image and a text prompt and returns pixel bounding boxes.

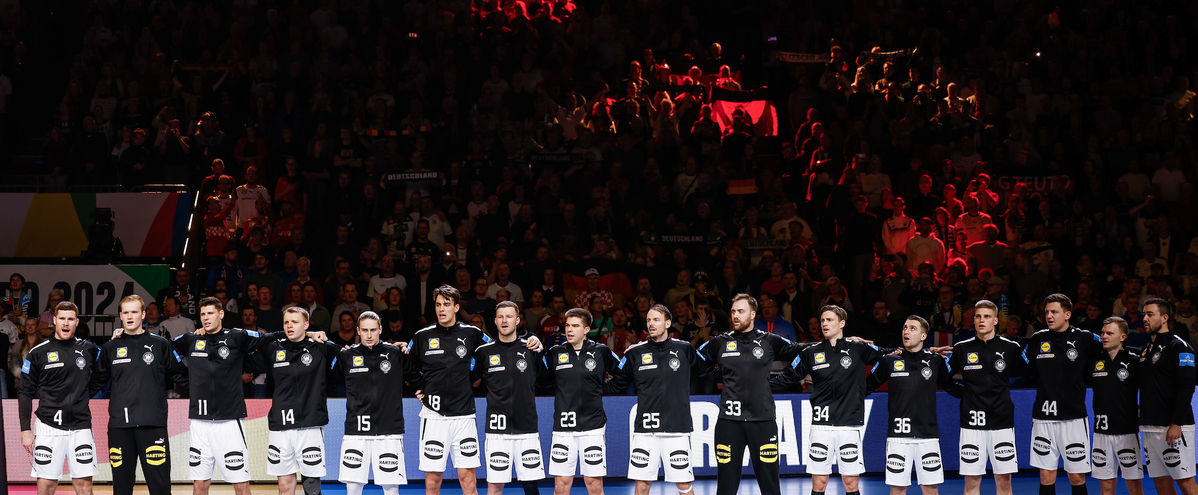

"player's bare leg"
[553,476,573,495]
[963,475,981,495]
[458,467,479,495]
[426,471,445,495]
[583,475,603,495]
[279,474,297,495]
[811,474,829,493]
[995,473,1013,495]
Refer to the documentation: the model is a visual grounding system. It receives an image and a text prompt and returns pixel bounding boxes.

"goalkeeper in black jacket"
[90,296,188,495]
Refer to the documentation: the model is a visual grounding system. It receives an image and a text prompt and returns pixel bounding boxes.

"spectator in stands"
[663,269,695,308]
[38,290,66,326]
[244,252,282,307]
[235,165,271,228]
[573,268,614,310]
[3,273,31,317]
[366,255,406,311]
[330,311,359,347]
[137,302,162,340]
[208,244,247,300]
[754,295,796,341]
[159,296,195,339]
[465,278,497,321]
[881,196,916,256]
[955,195,993,246]
[10,322,42,394]
[0,305,19,346]
[331,281,367,322]
[254,286,282,333]
[906,218,946,273]
[486,263,524,305]
[301,282,332,334]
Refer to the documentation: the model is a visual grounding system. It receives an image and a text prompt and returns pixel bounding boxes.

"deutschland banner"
[710,87,778,137]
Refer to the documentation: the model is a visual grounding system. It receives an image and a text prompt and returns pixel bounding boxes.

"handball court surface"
[8,474,1164,494]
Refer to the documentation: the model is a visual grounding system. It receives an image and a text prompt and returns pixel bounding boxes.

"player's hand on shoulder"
[112,328,125,339]
[398,341,409,353]
[526,336,543,352]
[308,331,328,343]
[928,346,952,356]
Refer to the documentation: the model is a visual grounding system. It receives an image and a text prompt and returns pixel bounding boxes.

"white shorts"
[627,433,694,483]
[485,433,544,483]
[29,420,98,480]
[1142,425,1196,480]
[1092,432,1143,480]
[267,427,326,478]
[339,435,406,485]
[1030,418,1091,473]
[884,438,944,487]
[548,428,606,477]
[188,419,250,483]
[418,414,481,472]
[958,428,1018,476]
[807,426,864,476]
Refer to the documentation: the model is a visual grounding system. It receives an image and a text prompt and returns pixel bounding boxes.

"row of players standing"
[16,287,1198,495]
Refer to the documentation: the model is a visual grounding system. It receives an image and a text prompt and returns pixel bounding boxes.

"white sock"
[382,484,400,495]
[346,482,365,495]
[681,489,695,495]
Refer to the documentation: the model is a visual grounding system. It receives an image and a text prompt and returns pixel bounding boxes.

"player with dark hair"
[168,296,325,495]
[609,303,712,495]
[866,315,961,495]
[1139,298,1198,495]
[90,295,189,495]
[407,285,540,495]
[19,301,99,495]
[545,307,622,495]
[1088,317,1143,495]
[1023,293,1103,495]
[699,294,810,495]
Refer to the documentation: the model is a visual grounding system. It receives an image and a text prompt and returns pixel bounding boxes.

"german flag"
[726,179,758,195]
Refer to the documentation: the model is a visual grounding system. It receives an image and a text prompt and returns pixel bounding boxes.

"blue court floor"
[314,474,1169,495]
